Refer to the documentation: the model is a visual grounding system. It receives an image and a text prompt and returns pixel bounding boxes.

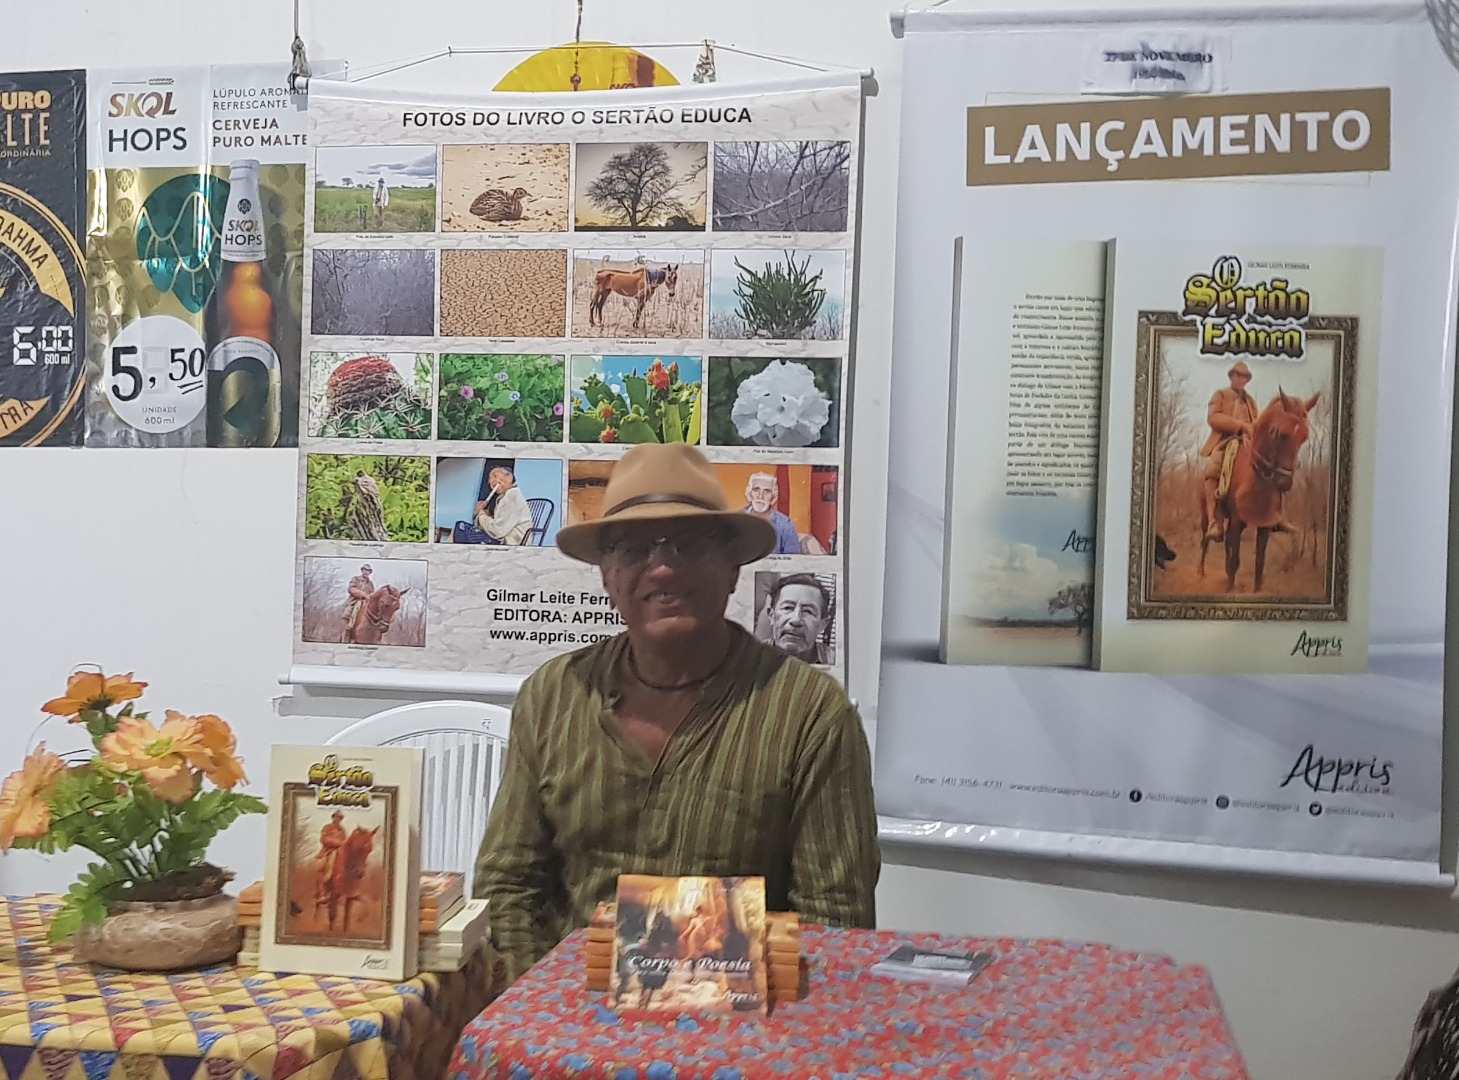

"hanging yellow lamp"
[493,41,678,92]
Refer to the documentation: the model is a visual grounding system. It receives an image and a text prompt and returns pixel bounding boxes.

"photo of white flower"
[708,357,842,449]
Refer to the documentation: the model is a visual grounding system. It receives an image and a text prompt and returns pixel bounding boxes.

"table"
[448,926,1250,1079]
[0,895,496,1080]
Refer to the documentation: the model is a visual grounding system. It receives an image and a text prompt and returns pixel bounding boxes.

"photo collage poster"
[0,70,87,447]
[85,61,342,448]
[292,73,862,680]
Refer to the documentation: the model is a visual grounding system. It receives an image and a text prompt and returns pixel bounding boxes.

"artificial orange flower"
[41,671,147,720]
[100,712,200,804]
[0,746,66,851]
[188,714,248,790]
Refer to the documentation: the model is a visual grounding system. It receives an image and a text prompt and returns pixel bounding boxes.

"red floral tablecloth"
[447,926,1250,1079]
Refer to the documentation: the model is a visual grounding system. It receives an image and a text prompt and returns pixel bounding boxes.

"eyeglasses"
[600,529,729,567]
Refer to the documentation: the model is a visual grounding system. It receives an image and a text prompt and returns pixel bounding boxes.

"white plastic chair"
[326,700,510,898]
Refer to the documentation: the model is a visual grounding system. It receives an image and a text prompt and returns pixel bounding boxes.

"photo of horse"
[1128,314,1352,620]
[571,249,705,339]
[574,142,707,231]
[275,783,397,950]
[301,556,427,647]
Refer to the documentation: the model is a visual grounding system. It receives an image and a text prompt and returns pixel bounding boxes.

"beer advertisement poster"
[1093,242,1380,676]
[85,63,322,448]
[291,73,862,684]
[260,743,423,980]
[0,70,86,447]
[940,239,1107,667]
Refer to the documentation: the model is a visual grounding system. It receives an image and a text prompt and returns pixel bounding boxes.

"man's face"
[769,583,826,658]
[1230,371,1251,393]
[746,476,777,514]
[600,521,739,647]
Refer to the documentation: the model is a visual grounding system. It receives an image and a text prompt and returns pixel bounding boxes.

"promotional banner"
[85,63,340,448]
[291,72,862,688]
[0,70,86,447]
[878,1,1459,883]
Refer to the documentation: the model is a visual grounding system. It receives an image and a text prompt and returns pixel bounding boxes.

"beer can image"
[0,70,87,447]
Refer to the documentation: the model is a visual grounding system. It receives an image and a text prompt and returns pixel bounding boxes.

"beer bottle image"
[205,159,281,447]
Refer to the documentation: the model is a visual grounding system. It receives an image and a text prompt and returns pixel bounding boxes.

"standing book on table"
[260,744,423,980]
[1094,241,1380,674]
[610,875,768,1013]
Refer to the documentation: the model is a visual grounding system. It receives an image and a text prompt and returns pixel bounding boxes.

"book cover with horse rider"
[260,744,423,980]
[1094,242,1380,675]
[609,874,768,1014]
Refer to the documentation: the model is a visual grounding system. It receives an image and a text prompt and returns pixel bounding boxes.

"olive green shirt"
[473,623,880,984]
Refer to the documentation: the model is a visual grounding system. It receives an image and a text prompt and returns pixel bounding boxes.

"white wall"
[2,2,1457,1078]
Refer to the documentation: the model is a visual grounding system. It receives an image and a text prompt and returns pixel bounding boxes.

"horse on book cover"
[318,824,379,933]
[1199,389,1319,593]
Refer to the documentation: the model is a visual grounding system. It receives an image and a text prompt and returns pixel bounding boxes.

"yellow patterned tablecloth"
[0,895,496,1080]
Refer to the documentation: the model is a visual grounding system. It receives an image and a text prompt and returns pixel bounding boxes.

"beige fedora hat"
[557,444,777,566]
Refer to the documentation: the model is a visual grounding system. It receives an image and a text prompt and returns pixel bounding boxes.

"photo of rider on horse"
[1141,332,1339,608]
[277,786,395,948]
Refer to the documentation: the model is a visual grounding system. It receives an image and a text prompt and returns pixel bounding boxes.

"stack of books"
[236,871,490,973]
[585,899,804,1003]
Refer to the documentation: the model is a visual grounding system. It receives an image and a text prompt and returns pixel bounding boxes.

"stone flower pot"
[71,892,241,972]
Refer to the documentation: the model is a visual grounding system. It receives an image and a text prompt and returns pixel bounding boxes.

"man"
[760,573,833,665]
[475,443,879,985]
[372,177,390,229]
[1200,361,1258,542]
[741,471,801,554]
[474,467,533,545]
[342,564,374,642]
[316,811,347,898]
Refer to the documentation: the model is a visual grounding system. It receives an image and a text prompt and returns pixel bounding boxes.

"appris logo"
[1280,744,1392,795]
[1291,630,1342,658]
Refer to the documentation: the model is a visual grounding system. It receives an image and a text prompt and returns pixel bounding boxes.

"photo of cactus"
[307,353,434,440]
[708,249,846,341]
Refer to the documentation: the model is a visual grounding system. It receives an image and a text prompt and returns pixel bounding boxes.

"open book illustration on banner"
[609,874,768,1014]
[941,238,1108,667]
[1094,242,1381,675]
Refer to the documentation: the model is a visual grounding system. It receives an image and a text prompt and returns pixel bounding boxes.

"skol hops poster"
[290,72,862,684]
[85,63,339,447]
[0,70,86,447]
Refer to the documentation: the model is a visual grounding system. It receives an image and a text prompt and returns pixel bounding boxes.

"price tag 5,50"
[103,315,209,433]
